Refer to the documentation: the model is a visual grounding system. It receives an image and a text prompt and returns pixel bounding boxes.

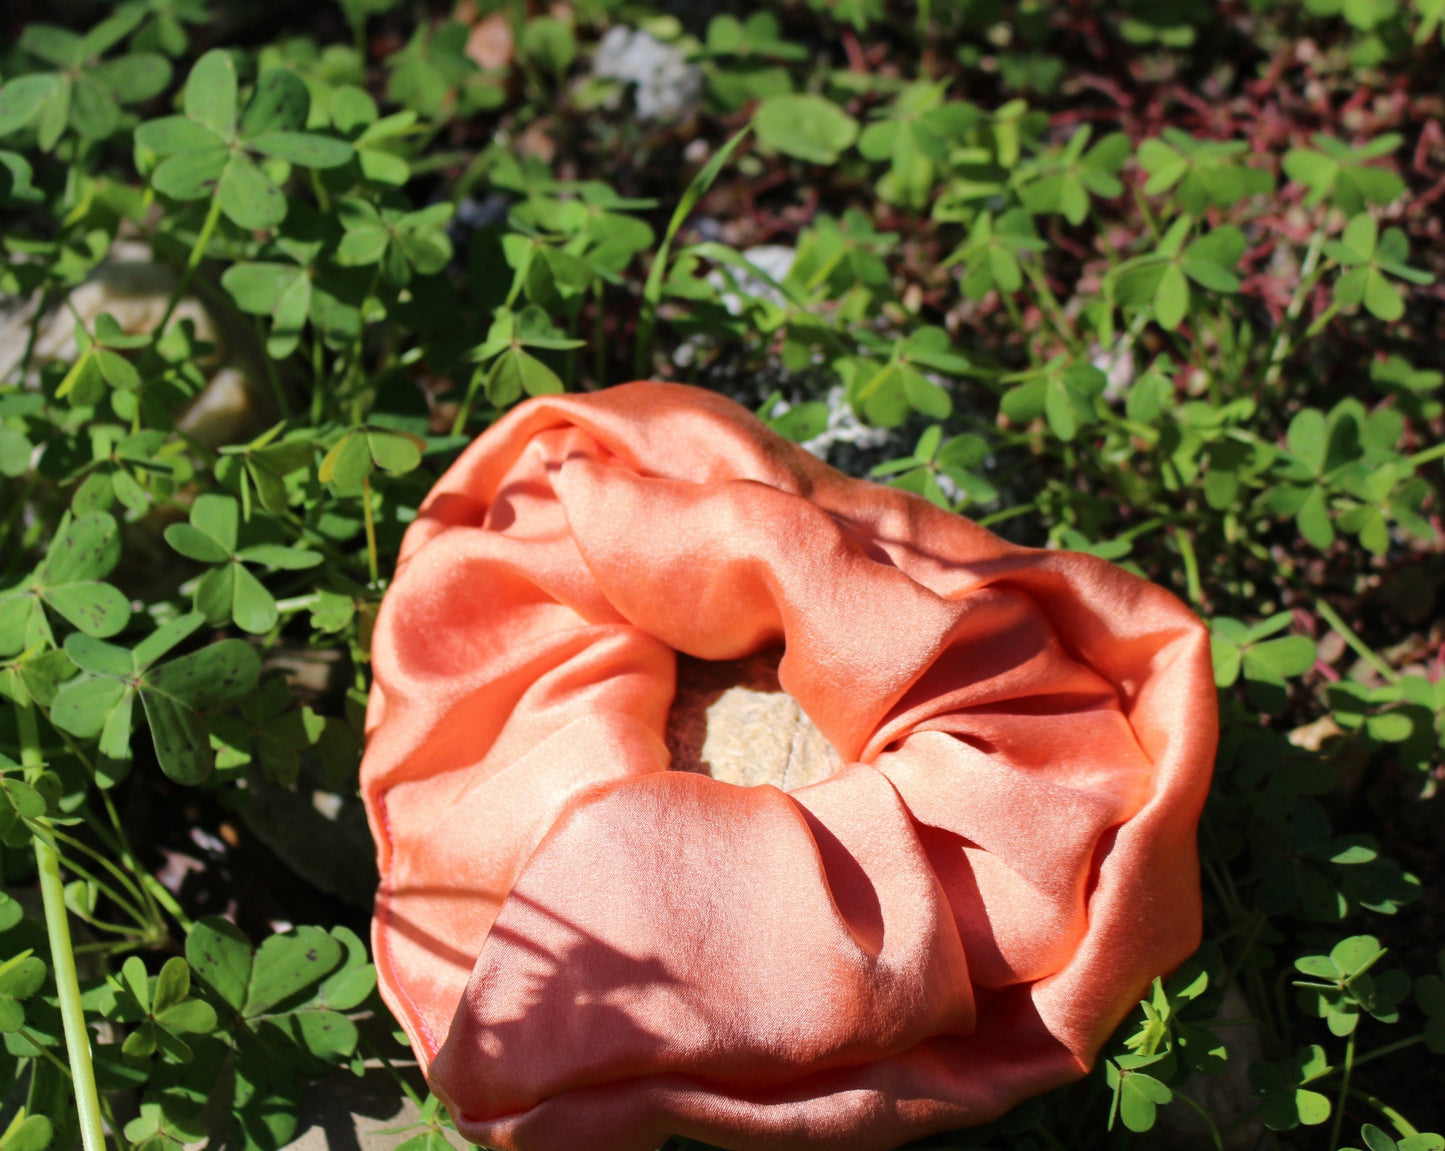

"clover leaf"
[1414,951,1445,1054]
[1326,214,1433,322]
[846,329,965,427]
[872,425,998,511]
[13,6,171,150]
[947,208,1047,301]
[1263,398,1414,551]
[122,1100,206,1151]
[753,93,859,165]
[215,423,315,519]
[468,307,581,409]
[0,947,48,1037]
[1018,125,1131,225]
[1292,935,1411,1036]
[857,83,978,209]
[1248,1049,1332,1130]
[0,1111,53,1151]
[1000,359,1108,443]
[1137,128,1272,212]
[336,197,454,286]
[1283,134,1406,213]
[54,313,151,405]
[185,919,367,1071]
[114,956,218,1063]
[50,612,260,785]
[165,494,322,634]
[220,262,311,359]
[1341,1124,1445,1151]
[1210,612,1317,689]
[0,752,53,845]
[1106,1053,1173,1132]
[211,677,336,786]
[1110,218,1246,330]
[136,51,353,230]
[0,511,130,656]
[385,21,505,119]
[318,426,427,497]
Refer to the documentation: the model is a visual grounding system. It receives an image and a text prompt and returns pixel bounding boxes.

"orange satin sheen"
[361,382,1218,1151]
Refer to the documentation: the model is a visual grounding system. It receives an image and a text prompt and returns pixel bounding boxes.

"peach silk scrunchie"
[360,382,1218,1151]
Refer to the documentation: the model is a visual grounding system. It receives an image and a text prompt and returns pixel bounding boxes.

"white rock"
[593,26,702,123]
[0,240,271,448]
[707,244,797,316]
[800,385,894,459]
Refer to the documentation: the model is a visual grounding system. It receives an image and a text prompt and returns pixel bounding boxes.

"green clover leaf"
[1327,214,1433,322]
[50,613,260,785]
[165,494,322,635]
[136,52,352,230]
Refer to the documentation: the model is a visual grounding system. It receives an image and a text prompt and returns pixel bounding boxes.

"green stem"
[274,592,322,614]
[25,831,151,934]
[16,699,107,1151]
[156,194,224,339]
[998,290,1034,362]
[1133,185,1161,242]
[362,473,379,587]
[1302,299,1341,340]
[19,1026,75,1079]
[252,317,291,418]
[1171,1091,1224,1151]
[137,872,191,934]
[977,502,1036,529]
[1405,440,1445,469]
[1023,260,1081,351]
[634,126,751,378]
[1262,228,1326,389]
[1315,598,1399,683]
[1172,525,1203,606]
[1301,1033,1425,1085]
[1348,1088,1419,1138]
[1329,1031,1356,1151]
[47,819,151,911]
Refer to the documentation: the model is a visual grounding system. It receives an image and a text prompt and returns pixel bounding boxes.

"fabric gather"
[360,381,1218,1151]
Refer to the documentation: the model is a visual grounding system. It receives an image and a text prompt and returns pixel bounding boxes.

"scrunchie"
[361,382,1217,1151]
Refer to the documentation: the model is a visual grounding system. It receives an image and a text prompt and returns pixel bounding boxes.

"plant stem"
[1315,598,1400,683]
[156,194,224,339]
[634,126,750,378]
[977,502,1037,529]
[1170,1091,1224,1151]
[362,473,379,587]
[15,699,107,1151]
[1172,525,1203,606]
[1329,1030,1356,1151]
[1023,261,1080,351]
[1405,440,1445,469]
[1301,1033,1425,1084]
[1263,228,1326,389]
[39,826,155,932]
[274,592,322,614]
[252,318,291,418]
[1348,1088,1419,1138]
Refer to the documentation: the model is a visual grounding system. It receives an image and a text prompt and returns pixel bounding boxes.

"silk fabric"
[361,382,1217,1151]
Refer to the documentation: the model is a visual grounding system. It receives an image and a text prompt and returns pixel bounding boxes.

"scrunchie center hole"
[665,650,843,791]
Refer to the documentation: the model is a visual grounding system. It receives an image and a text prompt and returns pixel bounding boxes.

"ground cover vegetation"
[0,0,1443,1148]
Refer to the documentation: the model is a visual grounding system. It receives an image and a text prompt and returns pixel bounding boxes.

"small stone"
[667,652,844,791]
[593,26,702,123]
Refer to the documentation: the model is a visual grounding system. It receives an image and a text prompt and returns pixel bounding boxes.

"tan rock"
[666,652,843,791]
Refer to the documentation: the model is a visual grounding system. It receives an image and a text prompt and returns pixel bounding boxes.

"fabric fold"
[362,381,1217,1151]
